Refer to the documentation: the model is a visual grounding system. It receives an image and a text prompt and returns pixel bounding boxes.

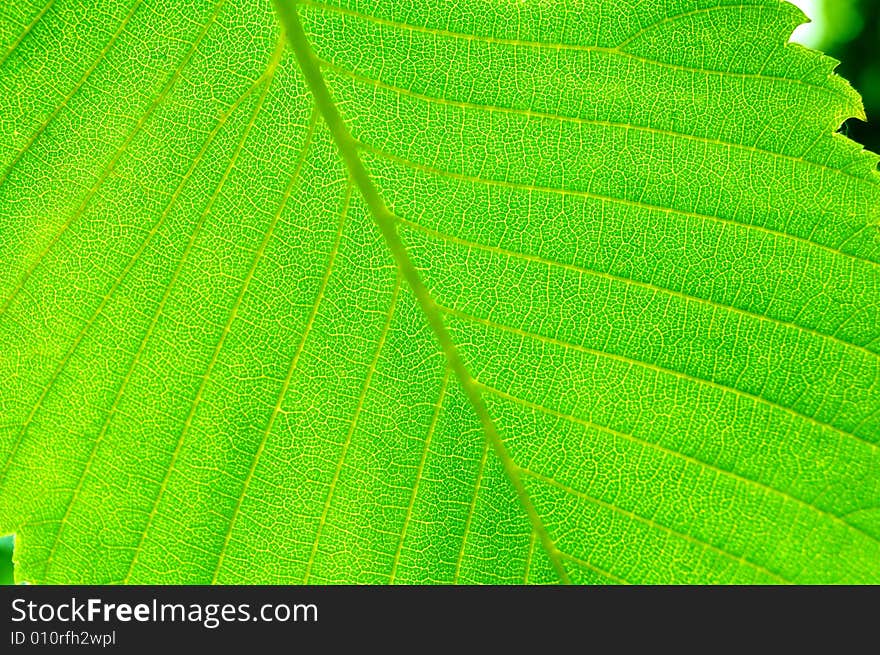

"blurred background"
[0,0,877,585]
[791,0,879,153]
[1,536,12,584]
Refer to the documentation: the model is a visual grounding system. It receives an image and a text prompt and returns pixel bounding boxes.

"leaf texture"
[0,0,879,584]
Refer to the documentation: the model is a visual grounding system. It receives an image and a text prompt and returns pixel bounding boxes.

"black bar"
[1,585,875,651]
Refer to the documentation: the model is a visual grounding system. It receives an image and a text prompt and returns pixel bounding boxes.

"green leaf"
[1,0,878,584]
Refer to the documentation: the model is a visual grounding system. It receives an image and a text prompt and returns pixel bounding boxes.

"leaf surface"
[1,0,879,584]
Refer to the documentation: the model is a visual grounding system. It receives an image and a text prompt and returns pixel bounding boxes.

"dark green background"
[825,0,880,153]
[0,536,12,584]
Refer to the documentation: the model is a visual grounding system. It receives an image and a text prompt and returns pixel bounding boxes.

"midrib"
[272,0,572,584]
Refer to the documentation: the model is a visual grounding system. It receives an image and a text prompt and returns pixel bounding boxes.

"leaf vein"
[518,466,791,583]
[212,174,351,584]
[318,57,876,191]
[118,61,278,583]
[0,0,57,68]
[0,59,276,488]
[441,303,878,454]
[276,0,573,584]
[302,273,402,584]
[388,367,450,584]
[396,216,878,360]
[0,0,225,315]
[479,382,880,546]
[299,0,855,104]
[361,142,878,269]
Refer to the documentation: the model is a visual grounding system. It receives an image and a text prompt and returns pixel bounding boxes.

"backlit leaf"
[1,0,879,584]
